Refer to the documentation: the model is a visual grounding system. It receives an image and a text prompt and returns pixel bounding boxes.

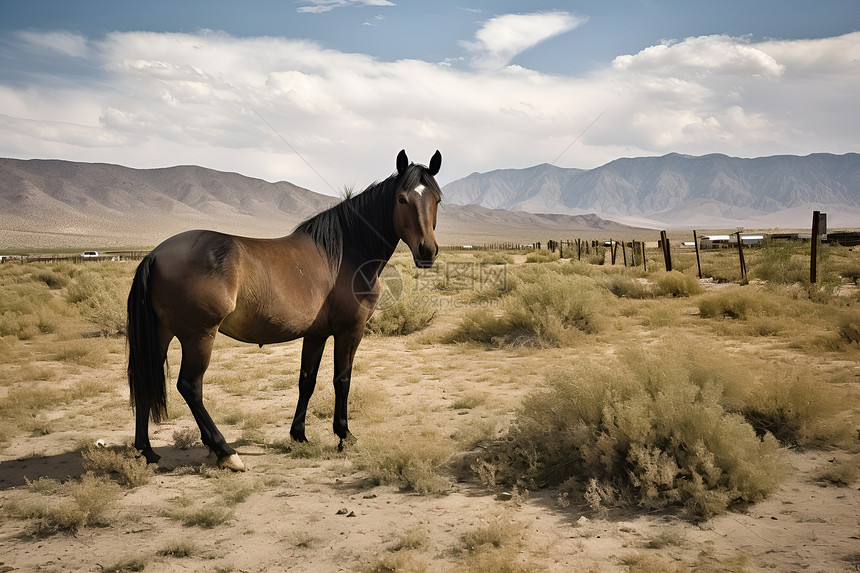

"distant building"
[699,235,732,249]
[699,235,764,249]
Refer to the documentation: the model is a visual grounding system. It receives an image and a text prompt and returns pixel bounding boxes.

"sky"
[1,0,859,194]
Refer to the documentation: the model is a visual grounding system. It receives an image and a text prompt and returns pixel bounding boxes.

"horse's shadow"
[0,452,83,490]
[0,446,216,490]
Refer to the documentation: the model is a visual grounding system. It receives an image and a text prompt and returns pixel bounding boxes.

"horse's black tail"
[127,254,168,423]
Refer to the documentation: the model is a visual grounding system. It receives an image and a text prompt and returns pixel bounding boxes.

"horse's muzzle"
[414,241,437,268]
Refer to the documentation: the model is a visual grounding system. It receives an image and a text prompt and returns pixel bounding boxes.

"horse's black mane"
[294,163,441,271]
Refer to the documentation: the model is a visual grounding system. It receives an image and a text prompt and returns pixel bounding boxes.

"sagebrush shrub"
[481,350,789,518]
[742,369,849,446]
[67,270,127,336]
[655,270,702,297]
[446,272,609,346]
[525,251,559,264]
[366,295,435,336]
[698,288,764,319]
[81,444,154,487]
[605,275,656,299]
[12,473,122,532]
[365,265,436,336]
[353,428,453,494]
[751,242,809,285]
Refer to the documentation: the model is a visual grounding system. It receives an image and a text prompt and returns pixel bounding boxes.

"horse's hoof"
[139,447,160,465]
[290,430,307,443]
[337,432,357,452]
[217,453,246,472]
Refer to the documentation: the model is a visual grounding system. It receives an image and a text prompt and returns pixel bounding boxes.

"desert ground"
[1,244,859,573]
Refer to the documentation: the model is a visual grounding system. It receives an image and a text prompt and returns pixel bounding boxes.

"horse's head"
[393,149,442,268]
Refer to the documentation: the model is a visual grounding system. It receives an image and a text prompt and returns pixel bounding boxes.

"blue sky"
[1,0,858,191]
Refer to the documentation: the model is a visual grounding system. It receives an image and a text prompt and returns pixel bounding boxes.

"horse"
[127,150,442,471]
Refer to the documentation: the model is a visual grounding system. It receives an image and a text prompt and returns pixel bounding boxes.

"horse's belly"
[218,306,320,345]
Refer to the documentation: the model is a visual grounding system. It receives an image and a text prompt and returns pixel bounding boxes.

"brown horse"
[127,150,442,471]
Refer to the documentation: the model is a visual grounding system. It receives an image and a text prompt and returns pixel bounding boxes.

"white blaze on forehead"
[414,184,426,197]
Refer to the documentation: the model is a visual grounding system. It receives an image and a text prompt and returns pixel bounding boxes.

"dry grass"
[7,474,123,532]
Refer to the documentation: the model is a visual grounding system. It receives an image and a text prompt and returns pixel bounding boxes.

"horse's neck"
[342,191,398,267]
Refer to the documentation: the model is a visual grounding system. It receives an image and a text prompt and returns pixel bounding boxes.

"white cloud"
[16,31,89,58]
[0,30,858,192]
[612,35,784,78]
[462,11,586,71]
[297,0,395,14]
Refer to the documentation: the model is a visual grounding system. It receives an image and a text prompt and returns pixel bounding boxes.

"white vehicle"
[81,251,100,258]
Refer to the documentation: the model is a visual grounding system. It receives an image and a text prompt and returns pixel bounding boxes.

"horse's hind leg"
[177,331,245,471]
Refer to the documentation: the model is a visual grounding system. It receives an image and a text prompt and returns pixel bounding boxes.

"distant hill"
[0,158,643,249]
[442,153,860,229]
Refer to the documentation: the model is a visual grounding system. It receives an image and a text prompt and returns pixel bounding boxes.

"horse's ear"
[396,150,408,175]
[428,150,442,177]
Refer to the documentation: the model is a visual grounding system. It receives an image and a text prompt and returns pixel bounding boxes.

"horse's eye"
[398,195,408,204]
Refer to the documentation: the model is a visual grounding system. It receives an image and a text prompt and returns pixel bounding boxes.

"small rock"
[577,516,590,526]
[347,511,356,518]
[336,508,349,515]
[496,492,513,501]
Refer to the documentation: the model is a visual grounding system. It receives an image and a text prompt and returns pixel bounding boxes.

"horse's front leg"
[290,336,327,443]
[332,331,362,451]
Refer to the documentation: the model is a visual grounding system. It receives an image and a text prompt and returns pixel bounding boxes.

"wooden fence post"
[641,242,647,272]
[736,232,747,282]
[621,241,628,267]
[660,231,672,271]
[811,210,820,284]
[693,230,702,279]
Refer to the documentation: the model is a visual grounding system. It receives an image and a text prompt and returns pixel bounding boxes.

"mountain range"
[442,153,860,229]
[0,158,640,249]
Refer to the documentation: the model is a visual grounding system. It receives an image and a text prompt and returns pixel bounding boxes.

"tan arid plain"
[1,234,860,572]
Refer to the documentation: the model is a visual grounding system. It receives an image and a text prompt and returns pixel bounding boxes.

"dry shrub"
[0,279,63,339]
[173,426,199,450]
[698,288,769,319]
[366,295,436,336]
[81,444,154,487]
[741,369,850,446]
[353,428,454,494]
[51,339,108,366]
[459,516,537,573]
[67,268,128,337]
[605,275,656,299]
[359,552,430,573]
[621,552,690,573]
[10,473,122,532]
[838,310,860,345]
[445,272,609,346]
[525,251,560,264]
[655,271,702,297]
[750,242,810,285]
[482,350,789,518]
[32,267,71,289]
[366,265,436,336]
[814,455,860,486]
